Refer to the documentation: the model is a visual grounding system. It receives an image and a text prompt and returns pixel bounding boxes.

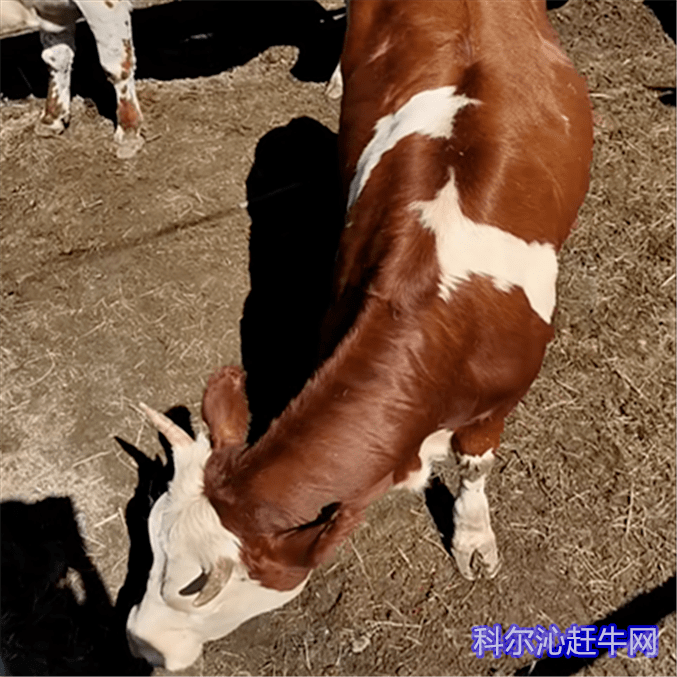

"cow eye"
[178,570,210,596]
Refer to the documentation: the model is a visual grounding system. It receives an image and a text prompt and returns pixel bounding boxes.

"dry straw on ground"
[1,0,675,675]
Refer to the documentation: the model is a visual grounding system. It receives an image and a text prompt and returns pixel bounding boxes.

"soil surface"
[1,1,675,675]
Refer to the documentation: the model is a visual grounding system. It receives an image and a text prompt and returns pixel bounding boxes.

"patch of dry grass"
[1,0,674,674]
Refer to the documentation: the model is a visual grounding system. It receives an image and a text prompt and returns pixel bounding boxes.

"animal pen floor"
[0,1,675,675]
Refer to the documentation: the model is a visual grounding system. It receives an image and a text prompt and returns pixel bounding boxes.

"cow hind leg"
[36,22,76,137]
[450,418,503,580]
[75,0,143,158]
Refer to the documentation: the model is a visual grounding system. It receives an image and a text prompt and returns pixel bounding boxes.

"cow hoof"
[35,117,66,137]
[452,533,500,580]
[115,133,145,159]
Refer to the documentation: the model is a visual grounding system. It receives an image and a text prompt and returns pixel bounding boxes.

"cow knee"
[40,37,74,74]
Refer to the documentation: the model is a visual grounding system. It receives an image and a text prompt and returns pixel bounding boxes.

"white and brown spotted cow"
[127,0,593,669]
[8,0,143,158]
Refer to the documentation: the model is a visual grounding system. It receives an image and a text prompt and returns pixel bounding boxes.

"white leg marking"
[37,24,76,135]
[452,450,499,580]
[326,0,347,100]
[74,0,143,157]
[347,87,478,212]
[410,176,558,323]
[394,429,452,492]
[326,60,343,99]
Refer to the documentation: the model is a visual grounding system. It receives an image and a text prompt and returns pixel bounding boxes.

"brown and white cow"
[7,0,143,158]
[126,0,593,669]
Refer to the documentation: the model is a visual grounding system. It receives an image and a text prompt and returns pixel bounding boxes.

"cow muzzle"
[127,630,165,668]
[126,601,204,671]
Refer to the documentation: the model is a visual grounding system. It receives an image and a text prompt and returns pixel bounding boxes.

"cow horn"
[140,403,195,450]
[193,558,234,607]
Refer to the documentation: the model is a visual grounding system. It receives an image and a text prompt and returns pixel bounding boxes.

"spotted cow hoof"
[115,129,145,159]
[35,116,67,137]
[451,530,500,581]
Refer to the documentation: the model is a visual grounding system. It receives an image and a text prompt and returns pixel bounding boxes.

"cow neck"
[205,295,442,538]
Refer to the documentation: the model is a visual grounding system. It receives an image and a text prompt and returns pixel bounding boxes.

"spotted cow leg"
[36,21,76,137]
[450,417,503,580]
[75,0,144,158]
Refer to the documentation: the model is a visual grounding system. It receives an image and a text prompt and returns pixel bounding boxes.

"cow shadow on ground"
[240,116,344,442]
[641,0,676,105]
[0,0,346,125]
[0,407,191,676]
[0,496,150,675]
[514,575,676,675]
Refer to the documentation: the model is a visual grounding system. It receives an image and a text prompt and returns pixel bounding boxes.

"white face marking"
[347,86,478,212]
[452,449,499,579]
[126,434,308,671]
[410,176,558,323]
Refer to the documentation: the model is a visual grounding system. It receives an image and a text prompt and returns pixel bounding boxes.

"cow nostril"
[127,631,166,668]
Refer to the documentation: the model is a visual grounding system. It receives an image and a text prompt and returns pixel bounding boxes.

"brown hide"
[202,0,592,591]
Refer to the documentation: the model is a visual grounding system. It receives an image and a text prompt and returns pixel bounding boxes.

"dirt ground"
[1,1,675,675]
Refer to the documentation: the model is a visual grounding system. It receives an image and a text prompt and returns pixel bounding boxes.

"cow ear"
[187,558,235,608]
[202,366,250,448]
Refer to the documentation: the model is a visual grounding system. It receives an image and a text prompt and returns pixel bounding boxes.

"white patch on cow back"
[347,86,478,212]
[394,428,452,492]
[410,176,558,323]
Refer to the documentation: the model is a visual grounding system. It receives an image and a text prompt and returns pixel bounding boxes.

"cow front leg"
[325,0,347,100]
[451,418,502,580]
[326,61,343,100]
[76,0,143,158]
[36,21,76,137]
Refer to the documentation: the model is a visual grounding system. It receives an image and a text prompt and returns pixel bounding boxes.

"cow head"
[126,369,308,671]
